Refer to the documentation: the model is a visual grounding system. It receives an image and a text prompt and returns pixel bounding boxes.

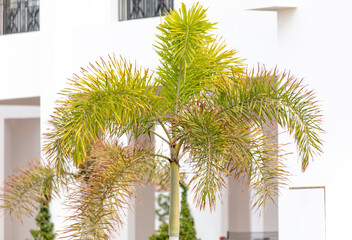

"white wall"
[0,106,40,240]
[280,187,326,240]
[276,1,352,239]
[0,32,41,100]
[4,118,41,240]
[135,186,156,240]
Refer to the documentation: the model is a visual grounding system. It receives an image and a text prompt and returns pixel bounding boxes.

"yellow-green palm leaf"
[62,140,153,239]
[45,56,162,172]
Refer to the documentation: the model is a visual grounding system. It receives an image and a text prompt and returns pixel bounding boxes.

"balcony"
[119,0,173,21]
[0,0,39,35]
[227,231,279,240]
[245,0,297,11]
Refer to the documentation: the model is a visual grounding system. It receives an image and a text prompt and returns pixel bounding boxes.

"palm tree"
[0,3,323,240]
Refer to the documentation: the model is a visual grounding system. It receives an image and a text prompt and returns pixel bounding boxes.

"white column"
[0,118,4,240]
[0,0,3,35]
[135,186,156,240]
[128,133,155,240]
[0,106,40,240]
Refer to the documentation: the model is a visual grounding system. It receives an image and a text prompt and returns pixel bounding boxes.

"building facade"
[0,0,351,239]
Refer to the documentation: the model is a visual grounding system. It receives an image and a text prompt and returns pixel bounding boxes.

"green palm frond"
[147,155,171,191]
[173,100,288,211]
[62,140,152,239]
[214,67,323,171]
[227,126,288,210]
[155,3,215,68]
[44,56,162,172]
[0,160,58,222]
[155,3,244,112]
[172,101,230,210]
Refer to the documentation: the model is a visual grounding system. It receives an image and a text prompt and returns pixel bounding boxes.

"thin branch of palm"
[156,44,244,109]
[0,159,60,222]
[0,140,161,240]
[240,131,288,210]
[156,4,244,112]
[147,154,171,191]
[171,100,288,211]
[44,56,163,172]
[213,67,323,171]
[61,140,153,239]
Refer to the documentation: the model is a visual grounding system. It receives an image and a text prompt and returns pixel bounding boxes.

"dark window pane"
[3,0,40,35]
[120,0,173,21]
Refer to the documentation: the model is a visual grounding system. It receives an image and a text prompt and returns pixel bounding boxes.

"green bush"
[155,193,170,223]
[149,222,170,240]
[30,201,56,240]
[149,183,200,240]
[179,183,198,239]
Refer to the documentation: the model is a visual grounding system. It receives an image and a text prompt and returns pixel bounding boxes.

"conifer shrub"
[155,193,170,223]
[179,183,198,239]
[149,183,200,240]
[29,201,56,240]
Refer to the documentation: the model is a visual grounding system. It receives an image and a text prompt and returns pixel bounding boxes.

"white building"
[0,0,351,239]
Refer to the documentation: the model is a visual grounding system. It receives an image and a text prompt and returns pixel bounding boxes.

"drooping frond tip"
[44,55,162,170]
[0,159,57,222]
[61,140,153,239]
[214,67,324,172]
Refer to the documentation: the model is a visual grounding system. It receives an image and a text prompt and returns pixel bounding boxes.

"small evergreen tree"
[150,183,199,240]
[149,222,169,240]
[29,187,56,240]
[30,201,56,240]
[155,193,170,223]
[179,183,198,239]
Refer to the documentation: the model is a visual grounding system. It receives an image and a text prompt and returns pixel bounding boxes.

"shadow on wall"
[4,118,40,240]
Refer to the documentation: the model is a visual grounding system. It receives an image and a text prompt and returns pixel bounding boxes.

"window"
[119,0,173,21]
[282,187,326,240]
[0,0,39,35]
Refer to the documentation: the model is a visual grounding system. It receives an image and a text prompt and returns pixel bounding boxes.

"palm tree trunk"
[169,161,180,240]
